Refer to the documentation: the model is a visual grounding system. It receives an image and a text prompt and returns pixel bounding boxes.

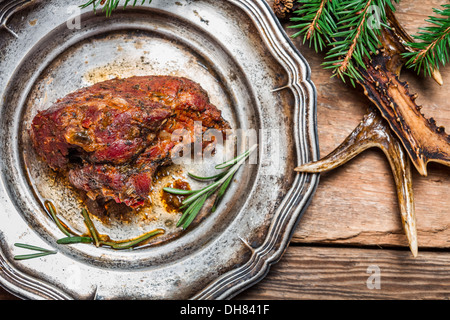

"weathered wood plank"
[0,287,19,300]
[1,0,450,301]
[236,245,450,300]
[280,0,450,249]
[3,246,449,301]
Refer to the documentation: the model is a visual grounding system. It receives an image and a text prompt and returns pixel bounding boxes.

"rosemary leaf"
[14,251,57,261]
[211,171,236,213]
[14,243,55,253]
[160,144,258,230]
[215,144,258,170]
[44,201,72,237]
[162,187,198,195]
[182,193,210,229]
[180,179,223,206]
[176,193,208,227]
[81,208,100,247]
[187,171,228,181]
[101,229,165,250]
[13,243,57,260]
[57,237,93,245]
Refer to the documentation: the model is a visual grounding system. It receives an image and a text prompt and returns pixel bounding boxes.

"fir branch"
[322,0,398,85]
[80,0,152,17]
[402,4,450,77]
[335,1,375,74]
[290,0,399,86]
[289,0,336,52]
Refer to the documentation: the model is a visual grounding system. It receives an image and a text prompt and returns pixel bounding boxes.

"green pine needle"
[80,0,152,17]
[402,4,450,77]
[290,0,399,86]
[289,0,337,53]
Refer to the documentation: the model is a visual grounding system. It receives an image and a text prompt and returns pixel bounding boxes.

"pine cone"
[272,0,295,19]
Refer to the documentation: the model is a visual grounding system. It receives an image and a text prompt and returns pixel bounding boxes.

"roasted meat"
[31,76,230,207]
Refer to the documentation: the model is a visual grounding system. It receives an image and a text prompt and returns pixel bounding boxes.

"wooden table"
[236,0,450,299]
[1,0,450,300]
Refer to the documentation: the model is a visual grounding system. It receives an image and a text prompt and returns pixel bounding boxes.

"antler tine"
[295,112,386,173]
[296,109,418,257]
[355,6,450,176]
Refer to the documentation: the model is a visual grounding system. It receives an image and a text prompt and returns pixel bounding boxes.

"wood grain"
[1,0,450,300]
[286,0,450,251]
[236,245,450,300]
[0,286,19,300]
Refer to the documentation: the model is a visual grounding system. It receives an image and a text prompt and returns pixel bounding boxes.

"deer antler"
[295,109,417,256]
[359,8,450,177]
[295,5,450,256]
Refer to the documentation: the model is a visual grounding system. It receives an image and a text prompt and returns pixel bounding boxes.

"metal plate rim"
[0,0,319,300]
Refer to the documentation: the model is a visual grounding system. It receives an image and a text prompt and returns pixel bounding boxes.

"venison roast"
[30,76,230,207]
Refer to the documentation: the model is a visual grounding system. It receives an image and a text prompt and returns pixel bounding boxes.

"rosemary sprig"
[56,231,165,250]
[100,229,165,250]
[80,0,152,17]
[38,146,258,249]
[13,252,57,260]
[13,243,57,261]
[58,209,165,250]
[43,202,164,249]
[164,144,258,230]
[57,236,93,244]
[44,200,73,237]
[81,208,100,247]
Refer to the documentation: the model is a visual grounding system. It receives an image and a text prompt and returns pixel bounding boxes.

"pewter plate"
[0,0,319,300]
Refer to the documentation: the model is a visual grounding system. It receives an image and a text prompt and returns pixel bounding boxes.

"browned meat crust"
[31,75,230,207]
